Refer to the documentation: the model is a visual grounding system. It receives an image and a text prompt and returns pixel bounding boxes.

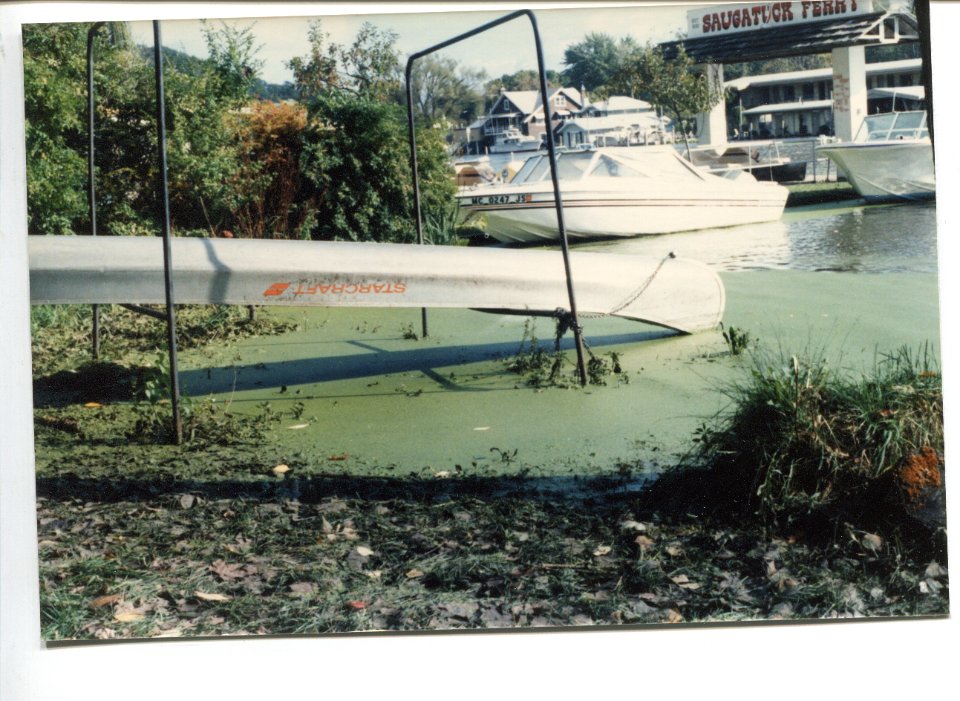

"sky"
[126,3,694,86]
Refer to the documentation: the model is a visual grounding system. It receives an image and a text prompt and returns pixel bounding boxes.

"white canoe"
[28,236,725,334]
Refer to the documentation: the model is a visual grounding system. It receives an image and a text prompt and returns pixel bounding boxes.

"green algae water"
[38,201,941,480]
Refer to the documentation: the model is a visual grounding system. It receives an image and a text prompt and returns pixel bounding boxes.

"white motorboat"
[488,127,543,154]
[29,236,724,334]
[816,110,934,201]
[457,146,788,243]
[687,141,807,183]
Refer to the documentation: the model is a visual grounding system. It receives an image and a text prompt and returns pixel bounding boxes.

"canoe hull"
[28,236,725,334]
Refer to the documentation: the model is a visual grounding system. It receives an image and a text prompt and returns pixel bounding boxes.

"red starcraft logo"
[263,282,291,296]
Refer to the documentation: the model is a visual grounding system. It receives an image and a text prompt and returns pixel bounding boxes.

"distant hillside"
[139,44,297,102]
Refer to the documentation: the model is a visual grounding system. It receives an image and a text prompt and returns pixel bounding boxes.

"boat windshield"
[510,148,705,184]
[856,111,929,142]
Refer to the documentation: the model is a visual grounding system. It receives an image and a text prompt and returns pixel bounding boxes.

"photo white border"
[2,3,956,698]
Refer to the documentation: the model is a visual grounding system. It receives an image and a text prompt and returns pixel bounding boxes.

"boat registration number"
[470,193,533,205]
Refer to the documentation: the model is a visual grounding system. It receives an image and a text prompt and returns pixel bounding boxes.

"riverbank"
[32,264,946,639]
[786,180,858,207]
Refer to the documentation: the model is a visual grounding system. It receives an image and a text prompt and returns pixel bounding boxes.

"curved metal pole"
[153,20,184,445]
[87,22,106,360]
[405,10,588,385]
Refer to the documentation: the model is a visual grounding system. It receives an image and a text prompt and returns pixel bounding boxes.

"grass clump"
[691,344,943,530]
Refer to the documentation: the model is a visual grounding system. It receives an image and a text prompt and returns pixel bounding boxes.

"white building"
[727,58,923,138]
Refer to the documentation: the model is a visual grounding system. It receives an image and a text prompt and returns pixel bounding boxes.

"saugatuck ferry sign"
[688,0,874,37]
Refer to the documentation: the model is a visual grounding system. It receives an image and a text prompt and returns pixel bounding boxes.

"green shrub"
[692,344,943,525]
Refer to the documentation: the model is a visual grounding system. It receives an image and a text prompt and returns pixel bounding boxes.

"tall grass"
[692,343,943,524]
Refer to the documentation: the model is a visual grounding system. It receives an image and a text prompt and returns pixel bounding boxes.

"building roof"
[868,85,925,101]
[742,99,833,115]
[494,87,584,118]
[585,96,653,113]
[725,58,922,91]
[557,113,666,134]
[660,11,919,64]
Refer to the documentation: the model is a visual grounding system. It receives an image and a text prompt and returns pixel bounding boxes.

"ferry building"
[660,0,926,144]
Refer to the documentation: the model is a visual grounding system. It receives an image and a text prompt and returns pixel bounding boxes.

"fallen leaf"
[433,470,452,479]
[665,609,684,624]
[89,594,122,609]
[272,464,290,475]
[194,591,232,602]
[621,520,648,532]
[327,453,349,461]
[665,544,683,557]
[179,494,196,510]
[83,402,103,409]
[209,559,246,581]
[347,600,367,610]
[289,582,317,595]
[861,532,883,553]
[473,426,490,431]
[355,545,374,557]
[287,423,309,430]
[365,570,383,580]
[635,535,655,550]
[593,545,612,557]
[113,611,145,623]
[406,568,424,579]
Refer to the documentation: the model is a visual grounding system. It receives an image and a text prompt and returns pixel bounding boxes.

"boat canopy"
[509,147,709,185]
[855,110,929,142]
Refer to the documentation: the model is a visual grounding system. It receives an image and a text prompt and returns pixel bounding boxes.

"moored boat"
[687,141,807,183]
[816,110,934,201]
[488,127,543,154]
[29,235,725,334]
[457,146,788,243]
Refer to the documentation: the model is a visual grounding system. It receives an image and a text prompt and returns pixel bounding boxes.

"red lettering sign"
[695,1,868,36]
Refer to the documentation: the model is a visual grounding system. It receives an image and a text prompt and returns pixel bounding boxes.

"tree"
[23,23,97,235]
[158,23,266,236]
[287,20,401,102]
[562,32,638,95]
[409,54,486,125]
[611,44,724,155]
[201,20,264,106]
[298,92,454,243]
[231,100,314,239]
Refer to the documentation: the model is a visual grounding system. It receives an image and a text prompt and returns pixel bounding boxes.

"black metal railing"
[404,10,589,386]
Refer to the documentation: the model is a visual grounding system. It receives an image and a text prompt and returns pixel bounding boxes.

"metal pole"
[404,10,588,385]
[87,22,106,361]
[153,20,184,445]
[529,12,588,386]
[404,61,428,339]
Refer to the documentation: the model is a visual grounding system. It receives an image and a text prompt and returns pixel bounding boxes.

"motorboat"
[457,146,788,243]
[488,127,543,154]
[686,141,807,183]
[29,235,724,334]
[816,110,934,201]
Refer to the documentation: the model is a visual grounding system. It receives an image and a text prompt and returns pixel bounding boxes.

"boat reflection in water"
[457,146,788,243]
